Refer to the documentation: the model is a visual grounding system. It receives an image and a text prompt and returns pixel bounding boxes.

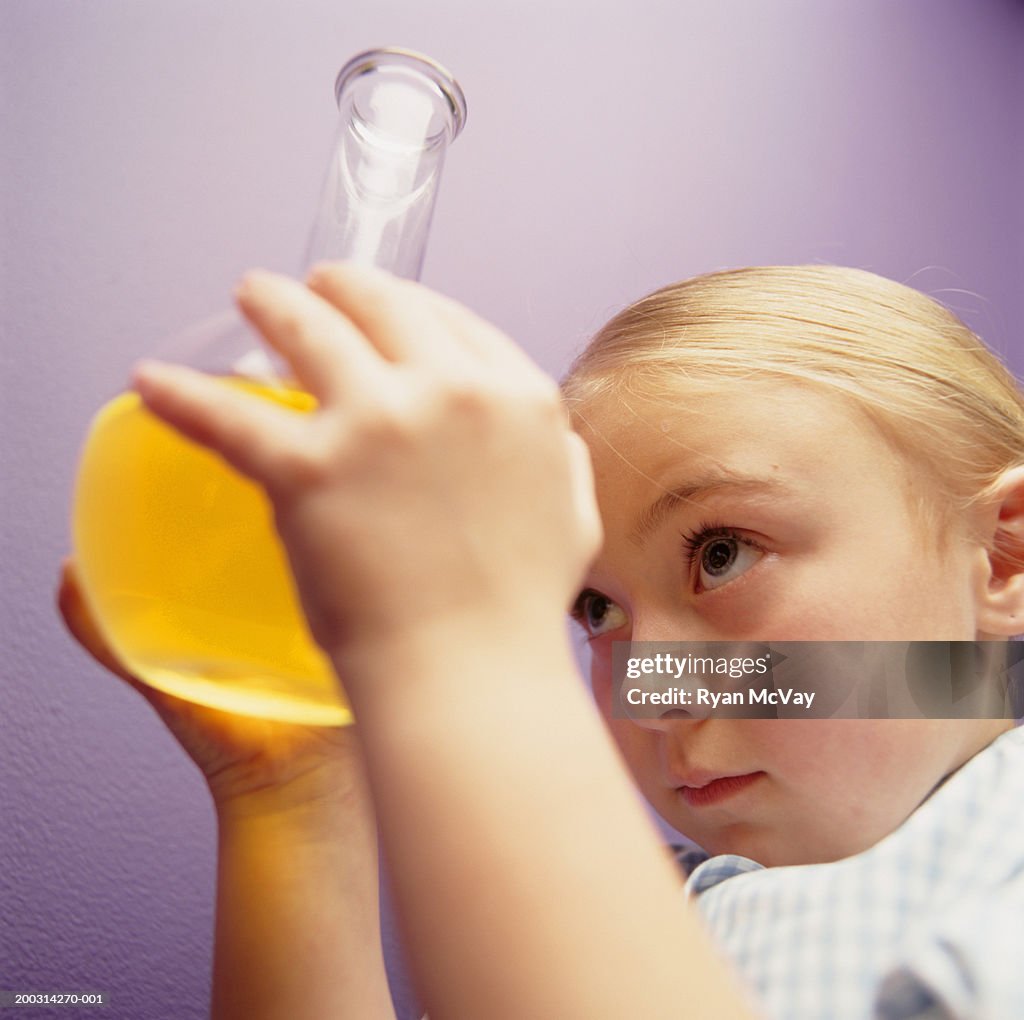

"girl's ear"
[974,465,1024,636]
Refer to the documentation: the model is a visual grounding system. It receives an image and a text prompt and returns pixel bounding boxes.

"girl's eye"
[570,589,628,638]
[684,527,765,592]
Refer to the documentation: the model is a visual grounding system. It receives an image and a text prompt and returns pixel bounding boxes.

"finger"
[313,263,548,379]
[132,360,309,485]
[57,558,141,686]
[57,560,202,727]
[412,285,539,370]
[306,262,469,366]
[236,269,387,402]
[565,431,604,562]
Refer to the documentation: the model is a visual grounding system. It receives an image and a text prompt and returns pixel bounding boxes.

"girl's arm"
[210,758,395,1020]
[133,264,759,1020]
[347,622,753,1020]
[57,564,397,1019]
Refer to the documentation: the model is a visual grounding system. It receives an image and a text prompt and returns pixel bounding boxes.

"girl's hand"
[57,557,368,818]
[60,559,394,1020]
[131,264,601,689]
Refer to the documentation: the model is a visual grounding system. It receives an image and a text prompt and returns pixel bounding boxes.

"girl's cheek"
[692,584,781,637]
[693,559,842,639]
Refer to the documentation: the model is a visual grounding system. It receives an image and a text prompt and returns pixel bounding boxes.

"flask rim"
[334,47,467,141]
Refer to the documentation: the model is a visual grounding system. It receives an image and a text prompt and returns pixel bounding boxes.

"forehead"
[571,379,911,514]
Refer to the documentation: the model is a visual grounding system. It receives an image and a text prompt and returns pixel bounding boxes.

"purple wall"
[2,2,1021,1018]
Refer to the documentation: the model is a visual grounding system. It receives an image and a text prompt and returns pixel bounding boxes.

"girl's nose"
[621,613,716,728]
[623,694,713,730]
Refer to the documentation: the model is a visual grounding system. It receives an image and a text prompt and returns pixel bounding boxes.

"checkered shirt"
[674,725,1024,1019]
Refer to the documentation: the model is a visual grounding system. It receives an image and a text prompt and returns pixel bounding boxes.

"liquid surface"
[73,378,352,725]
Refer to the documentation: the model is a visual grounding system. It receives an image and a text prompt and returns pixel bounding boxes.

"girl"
[60,262,1024,1018]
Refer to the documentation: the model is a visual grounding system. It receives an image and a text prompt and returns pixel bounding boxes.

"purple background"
[2,2,1022,1018]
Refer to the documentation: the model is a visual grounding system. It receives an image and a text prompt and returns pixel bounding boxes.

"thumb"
[57,557,150,696]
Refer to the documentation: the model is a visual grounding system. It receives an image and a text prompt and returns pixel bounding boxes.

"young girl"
[60,263,1024,1018]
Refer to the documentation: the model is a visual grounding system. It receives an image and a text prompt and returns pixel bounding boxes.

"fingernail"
[310,260,389,282]
[235,268,273,301]
[132,359,173,393]
[305,261,352,288]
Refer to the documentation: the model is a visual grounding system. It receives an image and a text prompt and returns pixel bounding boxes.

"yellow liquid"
[72,379,352,726]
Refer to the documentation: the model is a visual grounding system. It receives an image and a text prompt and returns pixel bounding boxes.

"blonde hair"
[562,265,1024,544]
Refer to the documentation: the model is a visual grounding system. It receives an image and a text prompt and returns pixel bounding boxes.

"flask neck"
[303,49,466,281]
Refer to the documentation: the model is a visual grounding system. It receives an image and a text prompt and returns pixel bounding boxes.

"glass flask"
[72,48,467,725]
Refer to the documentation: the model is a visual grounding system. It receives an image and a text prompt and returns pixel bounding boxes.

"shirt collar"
[672,845,765,896]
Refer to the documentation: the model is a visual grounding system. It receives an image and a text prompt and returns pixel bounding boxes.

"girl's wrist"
[211,758,374,841]
[328,593,574,668]
[332,608,580,725]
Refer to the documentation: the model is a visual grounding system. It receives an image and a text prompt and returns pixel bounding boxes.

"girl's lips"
[677,771,764,807]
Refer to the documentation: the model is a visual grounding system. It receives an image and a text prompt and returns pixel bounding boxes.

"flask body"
[74,381,344,723]
[72,49,465,724]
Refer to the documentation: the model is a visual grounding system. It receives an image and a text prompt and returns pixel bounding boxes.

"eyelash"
[680,520,764,590]
[570,522,765,638]
[569,590,607,639]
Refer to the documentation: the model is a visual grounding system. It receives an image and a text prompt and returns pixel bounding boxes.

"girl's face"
[572,379,1009,866]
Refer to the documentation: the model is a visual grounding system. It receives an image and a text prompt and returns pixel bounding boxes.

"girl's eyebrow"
[631,472,792,546]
